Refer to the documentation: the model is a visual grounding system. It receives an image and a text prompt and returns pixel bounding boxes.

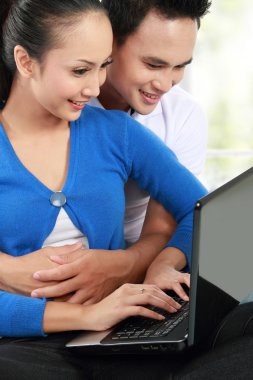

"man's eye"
[100,59,113,69]
[175,65,186,70]
[146,63,162,69]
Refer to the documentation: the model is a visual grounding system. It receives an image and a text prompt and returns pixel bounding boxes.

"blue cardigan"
[0,105,207,336]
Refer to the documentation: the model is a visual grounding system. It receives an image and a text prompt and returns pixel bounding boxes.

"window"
[189,0,253,190]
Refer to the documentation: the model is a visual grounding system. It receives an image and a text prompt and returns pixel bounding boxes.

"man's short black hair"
[102,0,211,45]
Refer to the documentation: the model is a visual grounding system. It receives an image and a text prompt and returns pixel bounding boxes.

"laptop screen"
[188,167,253,346]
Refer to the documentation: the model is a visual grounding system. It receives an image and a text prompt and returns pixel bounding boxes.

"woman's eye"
[73,68,88,76]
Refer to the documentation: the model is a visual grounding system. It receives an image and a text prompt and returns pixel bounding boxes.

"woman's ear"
[14,45,35,78]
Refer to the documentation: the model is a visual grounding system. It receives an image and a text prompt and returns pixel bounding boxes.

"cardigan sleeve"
[124,115,208,265]
[0,291,47,337]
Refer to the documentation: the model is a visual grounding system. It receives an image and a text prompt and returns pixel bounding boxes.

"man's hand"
[0,242,82,296]
[144,247,190,301]
[31,249,138,304]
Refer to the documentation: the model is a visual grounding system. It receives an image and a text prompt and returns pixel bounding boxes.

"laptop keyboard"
[105,296,189,342]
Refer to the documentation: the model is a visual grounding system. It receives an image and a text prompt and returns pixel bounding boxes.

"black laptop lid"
[188,167,253,346]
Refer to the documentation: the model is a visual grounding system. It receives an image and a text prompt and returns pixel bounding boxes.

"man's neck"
[98,81,130,112]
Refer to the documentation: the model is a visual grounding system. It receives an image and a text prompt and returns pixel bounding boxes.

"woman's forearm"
[43,301,85,333]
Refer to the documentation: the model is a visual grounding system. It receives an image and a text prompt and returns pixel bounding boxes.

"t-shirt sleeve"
[0,291,47,337]
[124,115,207,265]
[170,100,208,177]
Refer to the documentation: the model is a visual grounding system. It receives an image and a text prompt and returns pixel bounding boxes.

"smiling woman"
[25,12,112,121]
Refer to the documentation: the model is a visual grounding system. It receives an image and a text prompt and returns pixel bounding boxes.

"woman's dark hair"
[0,0,107,101]
[102,0,212,45]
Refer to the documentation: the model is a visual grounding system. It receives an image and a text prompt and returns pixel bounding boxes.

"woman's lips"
[68,99,87,111]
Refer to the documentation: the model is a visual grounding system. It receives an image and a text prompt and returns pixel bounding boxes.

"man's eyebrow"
[143,56,193,67]
[177,58,193,67]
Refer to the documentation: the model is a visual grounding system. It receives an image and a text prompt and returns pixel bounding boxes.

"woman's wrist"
[0,252,16,291]
[151,247,187,271]
[43,301,86,333]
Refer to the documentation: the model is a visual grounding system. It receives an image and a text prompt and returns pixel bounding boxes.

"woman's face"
[30,11,113,121]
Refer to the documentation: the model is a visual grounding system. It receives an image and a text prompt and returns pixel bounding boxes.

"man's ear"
[14,45,36,78]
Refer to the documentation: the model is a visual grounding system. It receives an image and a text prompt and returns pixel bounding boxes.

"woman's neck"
[2,82,68,137]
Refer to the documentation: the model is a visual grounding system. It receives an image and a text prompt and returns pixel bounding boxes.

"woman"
[0,0,206,378]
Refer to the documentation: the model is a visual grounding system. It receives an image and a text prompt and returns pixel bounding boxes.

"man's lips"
[139,90,161,105]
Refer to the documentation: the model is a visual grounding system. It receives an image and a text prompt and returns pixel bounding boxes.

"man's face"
[101,11,198,114]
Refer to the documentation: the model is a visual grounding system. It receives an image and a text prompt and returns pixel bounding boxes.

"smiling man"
[93,0,211,285]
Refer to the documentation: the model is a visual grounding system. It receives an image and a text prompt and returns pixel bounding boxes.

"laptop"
[66,166,253,354]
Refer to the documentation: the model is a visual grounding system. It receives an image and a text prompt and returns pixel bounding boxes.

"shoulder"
[77,105,150,149]
[77,105,131,136]
[161,86,204,115]
[134,86,205,126]
[81,104,128,122]
[160,86,207,137]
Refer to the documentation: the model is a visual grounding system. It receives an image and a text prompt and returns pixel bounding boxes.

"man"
[0,0,211,304]
[97,0,210,290]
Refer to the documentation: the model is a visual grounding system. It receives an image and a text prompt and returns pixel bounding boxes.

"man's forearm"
[125,232,171,283]
[125,198,177,283]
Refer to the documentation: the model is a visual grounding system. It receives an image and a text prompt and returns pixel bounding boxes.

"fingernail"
[33,272,40,280]
[31,291,39,298]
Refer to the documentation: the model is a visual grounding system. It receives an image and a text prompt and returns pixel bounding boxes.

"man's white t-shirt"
[89,85,208,245]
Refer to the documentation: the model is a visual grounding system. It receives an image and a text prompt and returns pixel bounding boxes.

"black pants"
[1,303,253,380]
[174,302,253,379]
[0,331,189,380]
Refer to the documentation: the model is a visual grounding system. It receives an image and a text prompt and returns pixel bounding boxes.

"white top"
[89,86,208,245]
[43,208,89,249]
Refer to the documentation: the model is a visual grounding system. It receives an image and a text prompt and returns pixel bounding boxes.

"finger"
[172,282,189,301]
[125,290,179,313]
[139,293,179,313]
[183,273,191,288]
[33,261,78,282]
[68,289,90,304]
[50,249,84,265]
[31,276,80,298]
[144,285,181,310]
[51,242,83,256]
[124,283,181,310]
[127,305,165,321]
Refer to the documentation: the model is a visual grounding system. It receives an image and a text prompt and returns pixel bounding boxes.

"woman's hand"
[81,283,182,331]
[144,247,190,301]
